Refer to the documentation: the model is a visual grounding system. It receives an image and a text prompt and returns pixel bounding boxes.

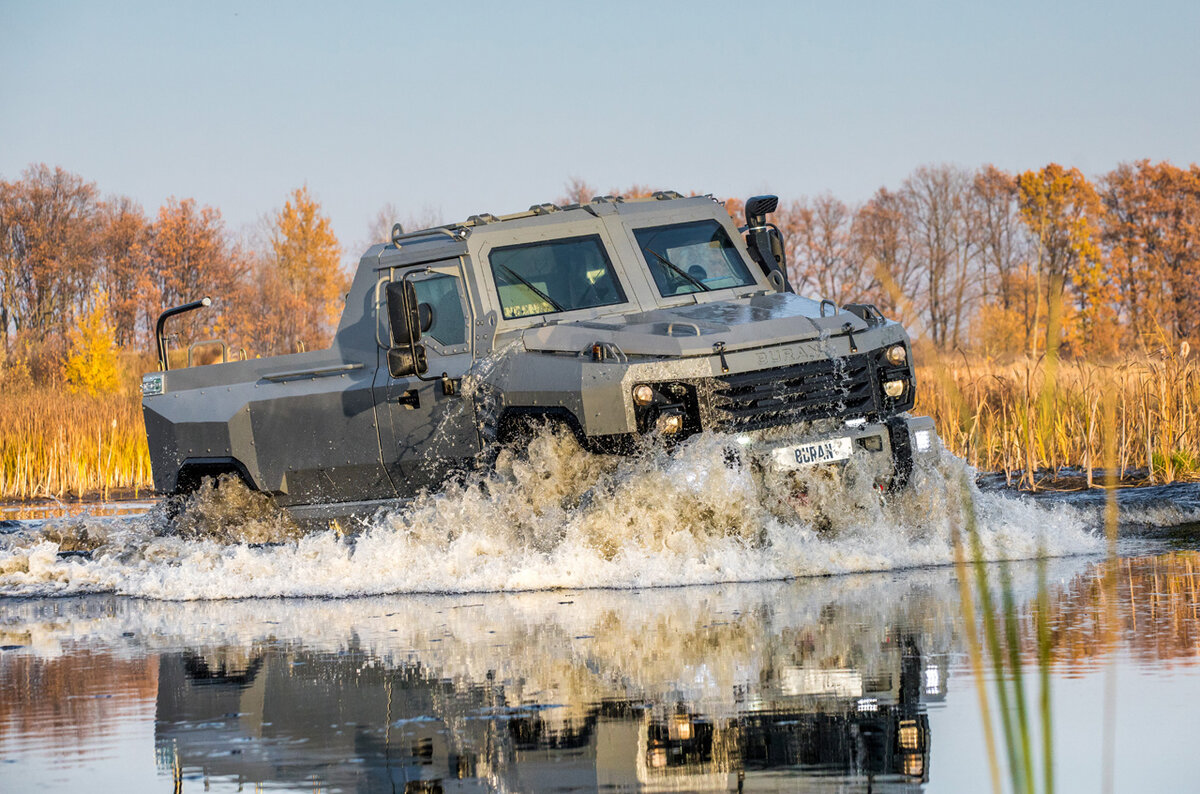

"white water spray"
[0,427,1107,600]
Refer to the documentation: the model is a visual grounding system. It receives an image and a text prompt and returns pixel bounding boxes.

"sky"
[2,0,1197,260]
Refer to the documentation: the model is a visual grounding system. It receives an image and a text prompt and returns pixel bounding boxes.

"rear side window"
[634,220,757,297]
[489,234,626,320]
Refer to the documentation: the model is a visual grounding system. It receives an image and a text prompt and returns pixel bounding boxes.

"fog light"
[632,384,655,406]
[886,344,908,366]
[655,412,684,434]
[883,379,906,398]
[899,719,920,750]
[858,435,884,452]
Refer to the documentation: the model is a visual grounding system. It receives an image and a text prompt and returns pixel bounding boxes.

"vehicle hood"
[520,291,875,357]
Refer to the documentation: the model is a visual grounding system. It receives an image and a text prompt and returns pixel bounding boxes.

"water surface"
[2,548,1198,792]
[3,434,1200,791]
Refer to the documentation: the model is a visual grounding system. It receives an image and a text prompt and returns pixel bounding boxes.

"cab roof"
[372,192,730,270]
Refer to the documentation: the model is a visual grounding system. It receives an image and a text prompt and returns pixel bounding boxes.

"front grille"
[707,354,879,432]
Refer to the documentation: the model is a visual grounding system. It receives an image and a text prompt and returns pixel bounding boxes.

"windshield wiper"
[496,264,565,313]
[645,248,710,292]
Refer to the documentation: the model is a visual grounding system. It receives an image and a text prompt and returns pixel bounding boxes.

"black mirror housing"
[386,280,421,347]
[387,345,428,378]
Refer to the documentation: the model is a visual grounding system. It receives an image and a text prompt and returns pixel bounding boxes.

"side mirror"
[388,346,428,378]
[385,279,428,378]
[386,280,421,347]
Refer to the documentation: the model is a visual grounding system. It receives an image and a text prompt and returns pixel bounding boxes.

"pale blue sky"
[2,0,1197,258]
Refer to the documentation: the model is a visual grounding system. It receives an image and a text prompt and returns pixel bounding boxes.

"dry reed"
[916,351,1200,487]
[0,384,152,501]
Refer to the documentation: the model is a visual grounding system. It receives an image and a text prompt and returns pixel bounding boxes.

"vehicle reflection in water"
[154,643,937,792]
[140,575,947,793]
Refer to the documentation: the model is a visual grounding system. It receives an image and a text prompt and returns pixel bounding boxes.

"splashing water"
[0,427,1118,600]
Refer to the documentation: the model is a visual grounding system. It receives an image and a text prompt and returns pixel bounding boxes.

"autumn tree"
[264,186,346,352]
[967,166,1034,352]
[851,187,919,327]
[97,196,150,347]
[0,165,100,360]
[61,289,121,395]
[1101,160,1200,347]
[971,166,1028,307]
[783,193,871,305]
[903,165,983,349]
[1016,164,1107,357]
[149,197,244,357]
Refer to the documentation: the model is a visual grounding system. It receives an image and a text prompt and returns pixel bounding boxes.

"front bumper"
[732,414,939,488]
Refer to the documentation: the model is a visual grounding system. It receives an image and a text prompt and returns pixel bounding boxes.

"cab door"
[372,261,480,496]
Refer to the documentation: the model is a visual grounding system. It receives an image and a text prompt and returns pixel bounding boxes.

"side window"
[412,274,468,349]
[489,234,626,320]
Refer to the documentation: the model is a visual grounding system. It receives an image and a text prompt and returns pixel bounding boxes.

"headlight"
[632,384,655,406]
[886,344,908,366]
[883,379,906,398]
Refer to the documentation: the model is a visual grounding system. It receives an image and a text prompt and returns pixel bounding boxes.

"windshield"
[634,220,757,297]
[489,234,627,320]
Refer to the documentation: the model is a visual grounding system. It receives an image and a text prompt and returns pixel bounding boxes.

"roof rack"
[390,224,468,248]
[389,191,696,246]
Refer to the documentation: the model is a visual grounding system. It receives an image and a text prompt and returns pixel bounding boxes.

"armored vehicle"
[142,192,938,520]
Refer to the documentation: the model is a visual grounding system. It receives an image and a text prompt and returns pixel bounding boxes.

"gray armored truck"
[142,192,938,519]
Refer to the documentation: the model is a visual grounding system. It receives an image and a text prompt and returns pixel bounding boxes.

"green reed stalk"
[1037,553,1054,794]
[999,561,1035,794]
[951,472,1003,794]
[966,489,1024,791]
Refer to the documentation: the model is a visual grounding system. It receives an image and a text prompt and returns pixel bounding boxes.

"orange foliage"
[1,163,1199,383]
[1016,164,1107,357]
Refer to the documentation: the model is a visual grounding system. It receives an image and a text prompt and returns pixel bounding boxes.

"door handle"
[396,389,420,409]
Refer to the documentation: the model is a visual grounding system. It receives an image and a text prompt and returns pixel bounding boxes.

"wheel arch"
[174,456,259,495]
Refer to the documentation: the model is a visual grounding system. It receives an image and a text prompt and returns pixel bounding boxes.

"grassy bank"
[1,353,1197,501]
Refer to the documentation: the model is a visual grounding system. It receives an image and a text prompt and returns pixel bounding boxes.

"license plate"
[770,437,854,469]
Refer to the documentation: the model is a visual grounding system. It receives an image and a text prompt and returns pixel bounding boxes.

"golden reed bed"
[1,353,1196,501]
[916,350,1199,488]
[0,386,152,501]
